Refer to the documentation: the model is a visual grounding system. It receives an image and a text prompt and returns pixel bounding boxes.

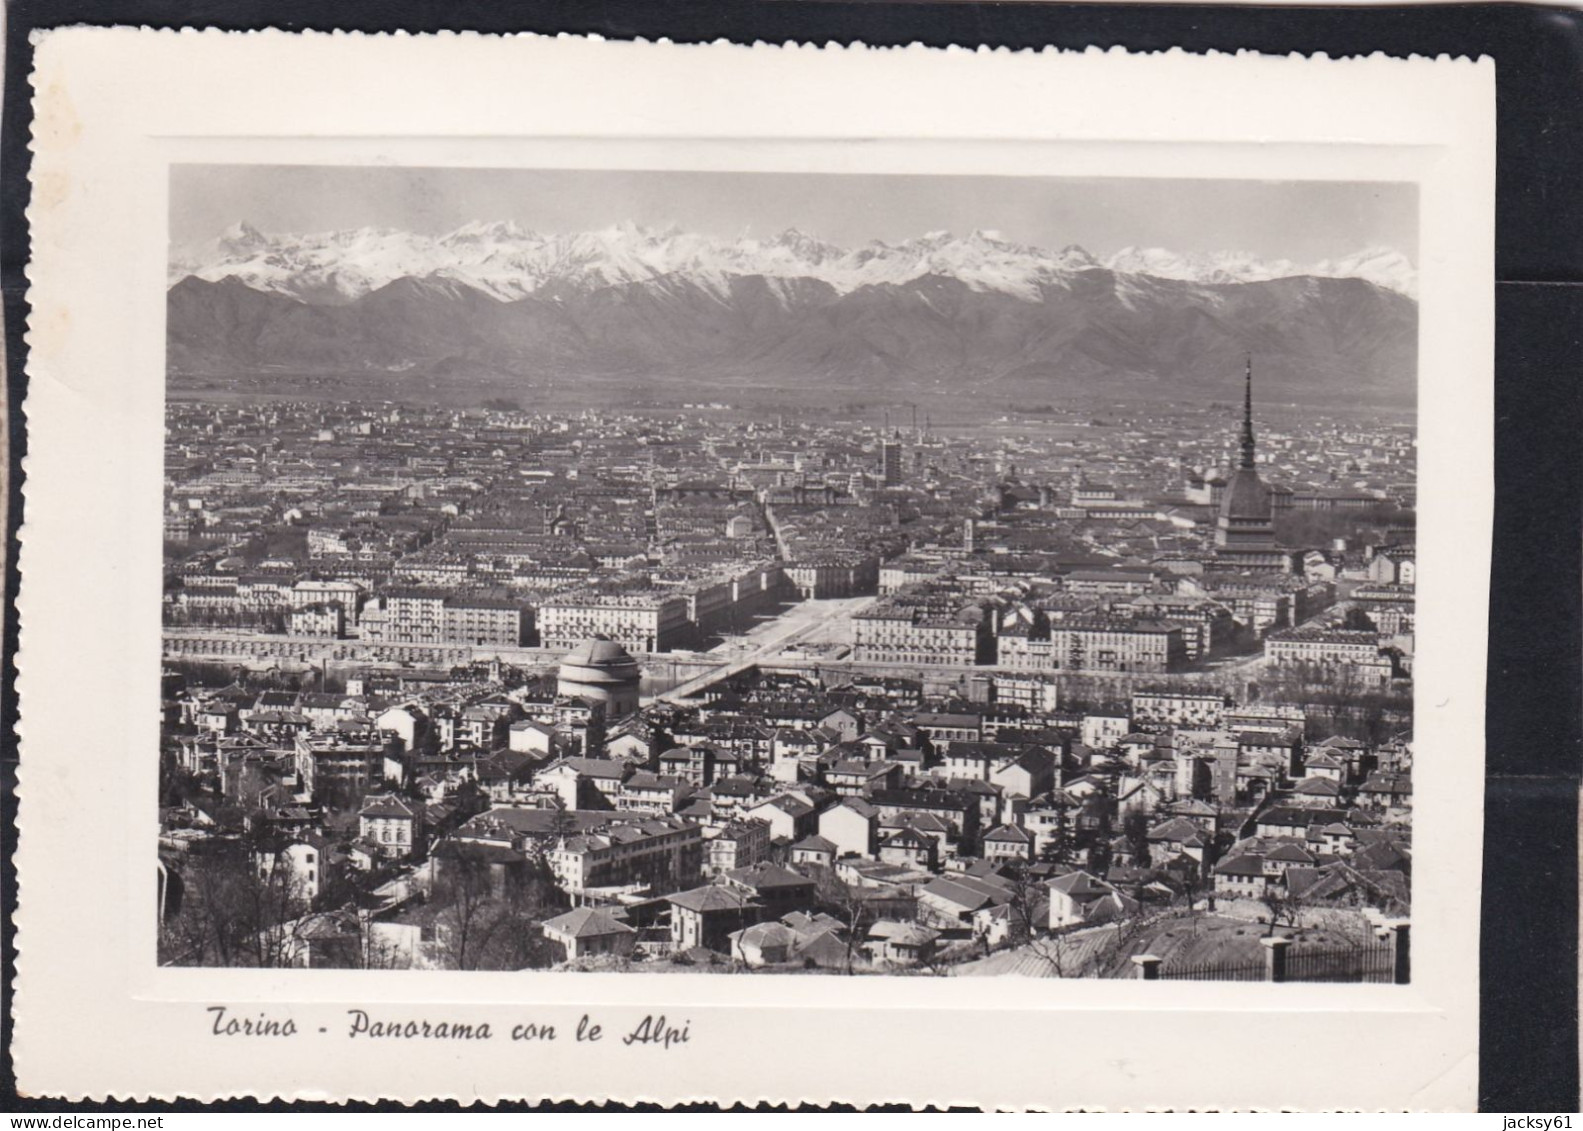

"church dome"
[1219,467,1271,522]
[558,635,641,685]
[563,635,632,666]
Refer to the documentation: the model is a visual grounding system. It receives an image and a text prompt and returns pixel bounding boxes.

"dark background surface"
[3,0,1581,1113]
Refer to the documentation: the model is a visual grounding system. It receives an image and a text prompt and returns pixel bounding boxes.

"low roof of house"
[882,828,932,850]
[1048,870,1115,898]
[751,794,815,818]
[1257,806,1322,828]
[831,797,879,819]
[983,824,1034,843]
[1266,843,1315,863]
[359,794,418,819]
[729,921,800,949]
[888,811,951,834]
[792,835,838,854]
[542,906,635,939]
[726,862,816,892]
[545,756,630,780]
[1148,816,1204,842]
[921,875,1009,912]
[914,713,982,728]
[666,884,760,914]
[623,771,687,791]
[1214,855,1269,877]
[866,920,939,946]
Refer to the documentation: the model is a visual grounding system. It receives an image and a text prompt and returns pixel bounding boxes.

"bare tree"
[1088,909,1157,975]
[1259,660,1409,746]
[1259,887,1308,937]
[159,849,247,966]
[353,914,414,970]
[481,877,561,971]
[1023,923,1085,978]
[240,850,317,968]
[1000,862,1049,951]
[432,851,505,971]
[159,841,315,968]
[1179,862,1208,918]
[431,847,561,971]
[812,865,875,976]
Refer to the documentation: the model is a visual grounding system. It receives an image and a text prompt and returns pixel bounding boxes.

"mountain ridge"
[167,255,1419,407]
[171,221,1420,306]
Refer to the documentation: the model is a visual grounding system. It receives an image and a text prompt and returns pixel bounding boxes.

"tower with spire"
[1212,356,1291,571]
[1239,354,1257,470]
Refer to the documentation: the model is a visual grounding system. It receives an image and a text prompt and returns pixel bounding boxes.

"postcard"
[16,29,1493,1107]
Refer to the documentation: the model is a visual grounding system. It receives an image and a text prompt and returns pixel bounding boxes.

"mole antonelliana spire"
[1240,354,1257,471]
[1213,354,1289,570]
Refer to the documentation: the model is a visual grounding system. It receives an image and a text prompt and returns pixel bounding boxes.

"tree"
[1087,907,1157,976]
[453,777,487,819]
[159,758,203,809]
[481,878,561,971]
[812,865,876,976]
[352,913,415,970]
[1259,887,1308,937]
[546,802,579,842]
[1083,779,1118,875]
[1000,862,1049,950]
[1022,922,1085,979]
[1179,862,1208,917]
[382,736,408,790]
[158,848,246,966]
[314,857,372,914]
[1038,797,1075,867]
[158,841,315,968]
[239,849,319,968]
[431,850,504,971]
[431,847,562,971]
[1121,807,1152,869]
[1339,606,1376,633]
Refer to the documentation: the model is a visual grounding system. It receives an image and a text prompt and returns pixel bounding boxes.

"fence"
[1158,958,1267,982]
[1285,940,1397,983]
[1136,923,1408,984]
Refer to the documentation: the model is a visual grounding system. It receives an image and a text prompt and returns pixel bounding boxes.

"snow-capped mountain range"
[167,220,1419,406]
[171,220,1419,306]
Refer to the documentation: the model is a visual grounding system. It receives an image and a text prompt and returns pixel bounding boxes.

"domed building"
[1213,358,1293,572]
[557,635,642,720]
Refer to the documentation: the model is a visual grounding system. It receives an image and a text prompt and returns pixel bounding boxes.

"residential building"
[546,816,703,898]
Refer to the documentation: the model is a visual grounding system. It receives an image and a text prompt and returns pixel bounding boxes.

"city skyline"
[158,384,1416,978]
[156,165,1416,981]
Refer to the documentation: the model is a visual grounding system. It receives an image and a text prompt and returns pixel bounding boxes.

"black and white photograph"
[155,163,1420,982]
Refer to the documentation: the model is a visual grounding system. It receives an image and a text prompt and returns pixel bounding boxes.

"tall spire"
[1239,354,1257,470]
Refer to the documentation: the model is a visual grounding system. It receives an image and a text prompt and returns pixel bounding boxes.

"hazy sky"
[170,165,1418,263]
